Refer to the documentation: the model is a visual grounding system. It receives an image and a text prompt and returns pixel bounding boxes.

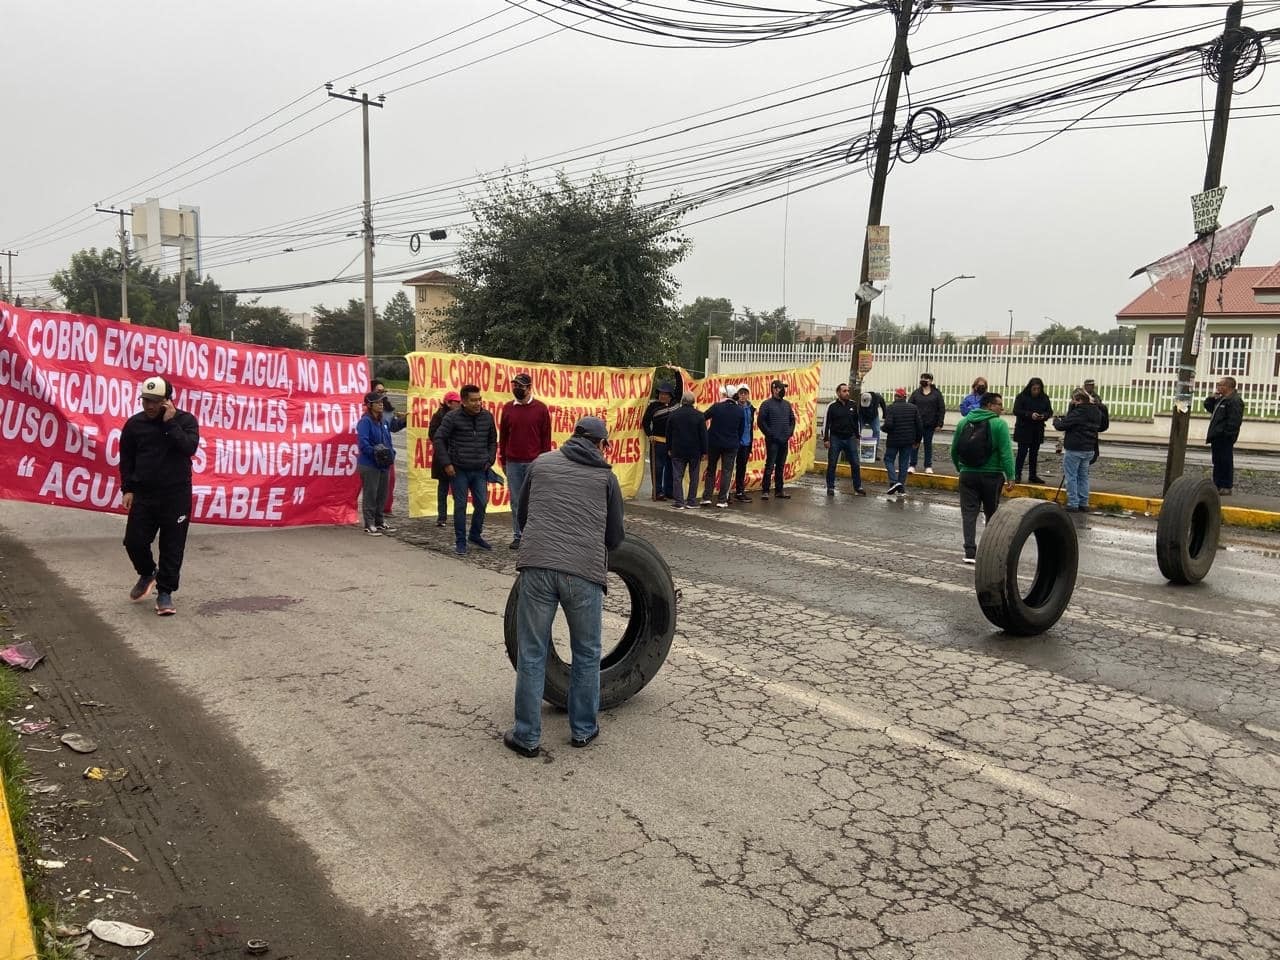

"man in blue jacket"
[733,384,755,503]
[355,390,395,537]
[701,386,742,508]
[666,391,708,509]
[758,379,796,500]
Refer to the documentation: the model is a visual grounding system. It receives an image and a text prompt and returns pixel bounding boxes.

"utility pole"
[95,207,131,322]
[1163,0,1245,494]
[0,250,16,303]
[848,0,915,393]
[928,273,974,343]
[1005,308,1015,391]
[326,84,385,373]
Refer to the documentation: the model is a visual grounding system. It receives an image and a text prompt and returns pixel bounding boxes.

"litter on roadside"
[0,641,43,670]
[99,835,140,862]
[35,858,66,869]
[28,782,61,794]
[17,719,52,734]
[87,918,154,947]
[60,732,98,754]
[83,767,128,782]
[246,938,270,955]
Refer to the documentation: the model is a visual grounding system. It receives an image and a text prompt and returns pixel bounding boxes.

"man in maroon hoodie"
[499,372,553,550]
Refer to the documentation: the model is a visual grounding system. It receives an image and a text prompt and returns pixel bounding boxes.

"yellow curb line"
[813,460,1280,532]
[0,775,36,960]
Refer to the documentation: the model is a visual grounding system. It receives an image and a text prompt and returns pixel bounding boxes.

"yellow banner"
[405,352,653,516]
[681,364,821,492]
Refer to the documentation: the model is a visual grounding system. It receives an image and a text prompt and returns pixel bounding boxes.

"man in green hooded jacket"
[950,392,1016,564]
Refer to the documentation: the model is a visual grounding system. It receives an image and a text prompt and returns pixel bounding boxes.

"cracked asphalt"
[3,469,1279,959]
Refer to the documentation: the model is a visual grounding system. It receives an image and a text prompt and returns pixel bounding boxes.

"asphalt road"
[3,475,1279,959]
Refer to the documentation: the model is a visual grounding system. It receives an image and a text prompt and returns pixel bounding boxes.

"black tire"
[504,534,677,709]
[975,498,1079,636]
[1156,476,1220,584]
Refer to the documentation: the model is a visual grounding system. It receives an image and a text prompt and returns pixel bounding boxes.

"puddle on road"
[196,596,301,615]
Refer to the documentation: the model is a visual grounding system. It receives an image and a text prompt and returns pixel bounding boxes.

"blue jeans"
[451,468,488,544]
[885,446,912,486]
[1062,449,1092,508]
[505,460,532,539]
[909,427,936,468]
[511,567,604,748]
[826,436,862,491]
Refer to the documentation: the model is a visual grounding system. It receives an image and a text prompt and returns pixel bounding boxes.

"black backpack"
[955,417,992,468]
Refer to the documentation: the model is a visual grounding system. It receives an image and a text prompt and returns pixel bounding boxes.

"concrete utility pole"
[95,207,131,322]
[0,251,16,302]
[1163,0,1245,494]
[848,0,915,393]
[326,84,385,373]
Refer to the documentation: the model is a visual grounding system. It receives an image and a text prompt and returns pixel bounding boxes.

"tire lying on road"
[1156,475,1221,585]
[975,498,1079,636]
[504,534,677,710]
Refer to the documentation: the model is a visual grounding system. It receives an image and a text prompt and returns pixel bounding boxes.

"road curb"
[0,775,36,960]
[812,460,1280,531]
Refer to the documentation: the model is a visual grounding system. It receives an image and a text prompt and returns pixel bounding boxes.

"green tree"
[968,335,991,349]
[676,296,734,369]
[1098,326,1136,346]
[938,332,958,346]
[903,323,931,345]
[444,168,689,365]
[382,290,416,354]
[50,247,236,333]
[742,306,794,344]
[310,299,398,355]
[869,313,901,342]
[234,306,309,350]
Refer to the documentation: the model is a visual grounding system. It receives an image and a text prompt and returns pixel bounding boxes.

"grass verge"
[1,666,68,958]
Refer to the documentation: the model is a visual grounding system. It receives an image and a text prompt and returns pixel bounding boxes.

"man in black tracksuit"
[119,375,201,616]
[823,383,865,496]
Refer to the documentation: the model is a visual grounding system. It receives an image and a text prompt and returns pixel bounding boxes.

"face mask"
[513,386,529,400]
[920,381,930,388]
[974,384,987,395]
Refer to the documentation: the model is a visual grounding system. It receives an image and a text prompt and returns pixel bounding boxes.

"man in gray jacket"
[505,416,625,758]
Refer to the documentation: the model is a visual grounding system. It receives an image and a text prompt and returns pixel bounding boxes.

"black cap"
[573,416,609,441]
[364,391,383,405]
[656,381,675,394]
[513,373,532,388]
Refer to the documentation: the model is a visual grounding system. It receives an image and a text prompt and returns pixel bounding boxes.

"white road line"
[680,646,1095,818]
[633,515,1280,664]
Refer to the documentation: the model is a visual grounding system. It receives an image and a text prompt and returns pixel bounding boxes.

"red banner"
[0,302,367,526]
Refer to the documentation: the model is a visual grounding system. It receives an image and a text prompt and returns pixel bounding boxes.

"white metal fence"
[715,339,1280,419]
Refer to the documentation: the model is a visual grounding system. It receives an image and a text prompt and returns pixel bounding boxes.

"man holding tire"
[951,392,1015,564]
[505,416,625,758]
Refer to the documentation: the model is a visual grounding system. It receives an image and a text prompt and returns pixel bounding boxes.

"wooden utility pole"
[849,0,914,394]
[326,84,384,375]
[95,207,132,322]
[1162,0,1244,493]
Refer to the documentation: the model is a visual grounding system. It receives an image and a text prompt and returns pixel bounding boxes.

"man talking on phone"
[119,376,201,616]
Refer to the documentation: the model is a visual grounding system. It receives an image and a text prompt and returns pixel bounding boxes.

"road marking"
[633,515,1280,665]
[680,646,1093,817]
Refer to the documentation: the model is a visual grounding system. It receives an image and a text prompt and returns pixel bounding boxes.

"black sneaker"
[129,570,156,602]
[826,489,835,497]
[469,536,493,551]
[1029,476,1046,485]
[436,518,447,527]
[375,523,395,533]
[854,488,867,497]
[734,493,751,502]
[571,730,599,748]
[155,591,176,616]
[509,538,521,550]
[699,499,713,508]
[776,492,791,499]
[503,731,540,758]
[760,493,770,501]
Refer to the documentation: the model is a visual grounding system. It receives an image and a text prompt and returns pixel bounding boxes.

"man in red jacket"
[499,372,553,550]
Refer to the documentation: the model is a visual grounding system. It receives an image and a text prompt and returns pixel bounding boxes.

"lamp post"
[1005,308,1015,391]
[928,274,974,343]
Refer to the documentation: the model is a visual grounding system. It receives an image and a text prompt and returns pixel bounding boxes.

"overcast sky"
[6,1,1279,337]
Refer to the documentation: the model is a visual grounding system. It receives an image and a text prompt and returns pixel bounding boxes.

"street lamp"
[928,274,974,343]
